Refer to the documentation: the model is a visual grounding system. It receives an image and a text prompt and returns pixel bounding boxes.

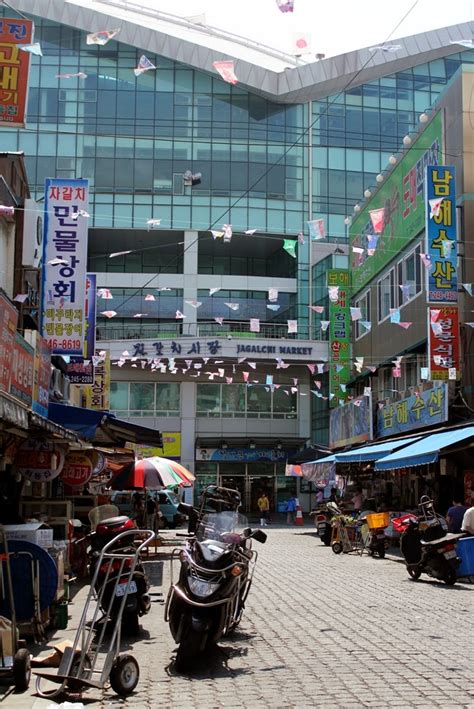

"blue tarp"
[48,402,106,440]
[375,426,474,470]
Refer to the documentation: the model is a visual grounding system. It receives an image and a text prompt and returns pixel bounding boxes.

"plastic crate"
[365,512,390,529]
[457,536,474,577]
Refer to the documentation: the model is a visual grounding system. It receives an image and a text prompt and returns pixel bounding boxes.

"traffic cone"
[295,504,304,526]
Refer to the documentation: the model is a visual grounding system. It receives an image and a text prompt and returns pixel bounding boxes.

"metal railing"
[97,321,314,341]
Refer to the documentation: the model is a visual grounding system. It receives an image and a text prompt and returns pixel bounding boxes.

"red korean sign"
[61,452,93,488]
[0,292,18,392]
[15,440,65,482]
[428,306,460,380]
[9,332,34,406]
[0,19,33,127]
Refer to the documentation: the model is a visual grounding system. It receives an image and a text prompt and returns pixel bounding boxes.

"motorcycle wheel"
[110,653,139,696]
[407,566,422,580]
[323,530,332,546]
[332,541,343,554]
[175,629,203,673]
[122,611,140,635]
[443,567,457,586]
[377,543,385,559]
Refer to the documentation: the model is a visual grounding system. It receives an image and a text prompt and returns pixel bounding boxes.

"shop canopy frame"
[374,426,474,471]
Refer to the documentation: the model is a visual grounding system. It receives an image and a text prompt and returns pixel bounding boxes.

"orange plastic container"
[365,512,390,529]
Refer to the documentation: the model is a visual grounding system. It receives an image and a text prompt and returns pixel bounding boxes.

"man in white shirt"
[461,505,474,535]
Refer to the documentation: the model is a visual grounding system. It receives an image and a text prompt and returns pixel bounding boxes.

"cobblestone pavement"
[5,526,474,708]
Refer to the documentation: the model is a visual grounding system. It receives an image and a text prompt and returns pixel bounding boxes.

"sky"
[133,0,474,59]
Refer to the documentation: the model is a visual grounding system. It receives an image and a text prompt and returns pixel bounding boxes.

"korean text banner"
[40,178,89,355]
[0,19,33,127]
[84,350,110,411]
[428,305,460,380]
[329,396,372,449]
[425,165,457,302]
[377,384,448,437]
[350,111,442,295]
[66,273,97,384]
[328,269,351,408]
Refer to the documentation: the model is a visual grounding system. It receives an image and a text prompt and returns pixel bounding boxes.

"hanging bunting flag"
[420,253,433,270]
[352,246,364,254]
[307,219,325,240]
[430,309,441,323]
[134,54,156,77]
[109,250,132,258]
[364,387,372,397]
[226,377,233,384]
[441,239,454,257]
[245,228,257,235]
[13,293,28,303]
[397,322,412,329]
[268,288,278,302]
[56,72,88,79]
[354,357,364,372]
[340,384,346,393]
[146,218,161,230]
[156,287,171,292]
[19,42,43,56]
[297,232,305,245]
[218,368,225,378]
[309,305,324,313]
[237,357,246,364]
[211,230,224,239]
[389,309,401,324]
[317,363,325,374]
[97,288,113,300]
[463,283,473,296]
[276,359,289,369]
[71,209,90,219]
[283,239,297,258]
[242,371,249,382]
[431,322,443,336]
[360,320,371,332]
[311,390,322,397]
[292,378,298,386]
[369,208,385,234]
[292,32,311,56]
[267,304,280,311]
[320,320,330,332]
[399,284,412,301]
[313,380,321,390]
[367,234,379,255]
[336,365,345,373]
[328,286,339,303]
[101,310,117,318]
[350,307,362,321]
[175,310,186,319]
[291,386,298,394]
[266,375,274,386]
[367,366,377,373]
[86,29,120,45]
[185,300,202,308]
[287,320,297,334]
[369,44,402,52]
[133,313,146,318]
[329,393,335,400]
[183,170,202,186]
[429,197,444,218]
[307,364,316,375]
[420,367,429,380]
[450,39,474,48]
[144,294,155,301]
[210,287,221,295]
[248,362,257,370]
[223,224,233,243]
[225,302,239,311]
[213,60,238,84]
[250,318,260,333]
[353,400,362,407]
[276,0,294,12]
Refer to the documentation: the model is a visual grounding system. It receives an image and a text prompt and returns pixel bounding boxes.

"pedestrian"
[446,496,468,533]
[286,494,297,524]
[351,486,364,511]
[316,488,324,505]
[329,487,338,503]
[257,491,270,527]
[132,492,145,527]
[461,503,474,535]
[146,494,158,532]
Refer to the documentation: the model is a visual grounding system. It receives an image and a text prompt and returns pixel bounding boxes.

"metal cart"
[0,526,31,692]
[34,528,154,699]
[331,515,365,554]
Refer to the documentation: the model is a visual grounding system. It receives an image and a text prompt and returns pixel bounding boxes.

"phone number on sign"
[48,339,82,350]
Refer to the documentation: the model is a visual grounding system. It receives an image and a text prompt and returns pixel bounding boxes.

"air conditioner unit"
[22,198,44,269]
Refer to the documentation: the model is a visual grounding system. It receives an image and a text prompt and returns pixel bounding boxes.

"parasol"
[110,456,195,490]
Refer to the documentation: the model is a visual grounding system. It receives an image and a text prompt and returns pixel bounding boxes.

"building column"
[182,230,199,336]
[180,381,196,504]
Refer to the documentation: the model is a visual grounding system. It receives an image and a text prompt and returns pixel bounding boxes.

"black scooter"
[165,486,266,671]
[396,497,464,585]
[312,501,341,545]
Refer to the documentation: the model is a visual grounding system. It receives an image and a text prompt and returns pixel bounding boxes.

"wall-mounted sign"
[40,178,89,355]
[329,396,372,449]
[425,165,457,302]
[328,269,351,408]
[0,292,18,393]
[9,333,34,407]
[428,305,460,380]
[133,432,179,460]
[350,112,442,295]
[15,440,65,482]
[84,350,110,410]
[377,384,448,437]
[0,19,34,128]
[61,452,93,487]
[66,273,97,384]
[196,448,295,462]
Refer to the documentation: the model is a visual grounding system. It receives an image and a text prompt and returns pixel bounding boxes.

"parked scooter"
[83,506,152,633]
[165,486,266,671]
[312,501,341,545]
[394,496,464,585]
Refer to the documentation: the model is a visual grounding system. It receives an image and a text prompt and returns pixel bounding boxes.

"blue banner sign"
[425,165,457,303]
[377,384,448,438]
[196,448,295,462]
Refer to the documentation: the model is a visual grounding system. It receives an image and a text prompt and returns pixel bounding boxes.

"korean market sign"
[329,396,372,449]
[66,273,97,384]
[377,384,448,437]
[328,269,351,408]
[350,111,442,295]
[15,440,65,482]
[40,178,89,355]
[61,452,93,488]
[0,291,18,392]
[9,333,34,407]
[428,305,460,380]
[84,350,110,410]
[425,165,457,302]
[0,19,33,127]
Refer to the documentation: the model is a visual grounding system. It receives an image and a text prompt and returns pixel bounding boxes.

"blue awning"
[375,426,474,470]
[332,435,421,463]
[306,453,336,465]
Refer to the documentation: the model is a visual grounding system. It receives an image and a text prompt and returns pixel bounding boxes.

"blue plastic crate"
[456,536,474,577]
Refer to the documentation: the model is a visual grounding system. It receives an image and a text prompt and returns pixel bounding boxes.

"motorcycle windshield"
[195,511,248,543]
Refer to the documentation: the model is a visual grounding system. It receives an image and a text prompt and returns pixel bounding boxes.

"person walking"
[446,496,468,533]
[257,491,270,527]
[146,494,158,532]
[286,494,297,524]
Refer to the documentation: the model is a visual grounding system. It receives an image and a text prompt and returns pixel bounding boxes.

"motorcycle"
[165,486,266,671]
[84,506,152,634]
[394,497,464,585]
[311,501,341,545]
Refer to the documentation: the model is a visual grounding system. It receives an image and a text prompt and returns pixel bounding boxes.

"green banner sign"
[328,269,351,408]
[350,111,443,295]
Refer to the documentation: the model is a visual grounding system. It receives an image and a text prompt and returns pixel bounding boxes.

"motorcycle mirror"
[252,529,267,544]
[178,502,194,516]
[243,527,252,537]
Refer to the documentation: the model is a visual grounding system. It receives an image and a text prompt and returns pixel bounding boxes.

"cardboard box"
[4,523,53,549]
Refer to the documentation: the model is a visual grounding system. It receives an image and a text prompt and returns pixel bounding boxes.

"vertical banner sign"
[40,178,89,355]
[425,165,458,302]
[0,292,19,392]
[428,306,460,380]
[84,350,110,411]
[9,333,34,406]
[0,19,33,127]
[32,332,51,417]
[66,273,97,384]
[328,269,351,408]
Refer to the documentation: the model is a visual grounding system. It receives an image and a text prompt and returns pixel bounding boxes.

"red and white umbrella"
[111,456,195,490]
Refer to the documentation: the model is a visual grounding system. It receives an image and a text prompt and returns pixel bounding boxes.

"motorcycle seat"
[421,532,464,546]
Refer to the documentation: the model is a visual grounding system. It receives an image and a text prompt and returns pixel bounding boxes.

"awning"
[331,435,421,463]
[48,403,163,448]
[375,426,474,470]
[287,446,332,464]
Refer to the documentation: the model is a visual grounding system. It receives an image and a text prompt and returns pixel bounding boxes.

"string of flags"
[276,0,294,12]
[87,29,120,46]
[134,55,156,77]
